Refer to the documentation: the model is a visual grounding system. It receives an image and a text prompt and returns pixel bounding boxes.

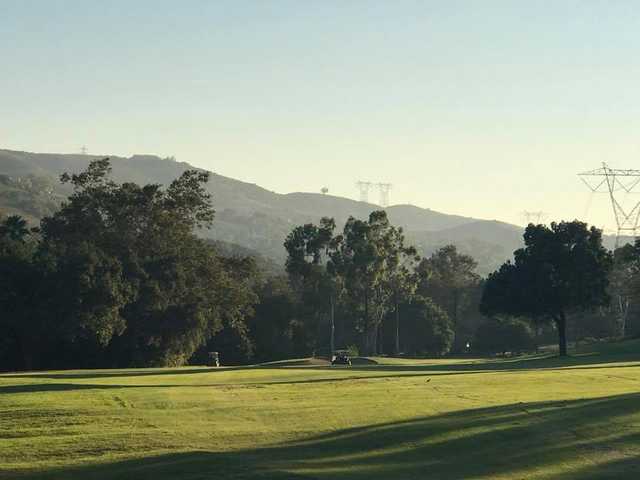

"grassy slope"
[1,342,640,479]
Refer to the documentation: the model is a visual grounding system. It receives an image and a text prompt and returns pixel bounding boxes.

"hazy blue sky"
[3,0,640,229]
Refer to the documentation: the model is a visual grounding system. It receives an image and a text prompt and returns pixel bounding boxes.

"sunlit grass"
[1,341,640,479]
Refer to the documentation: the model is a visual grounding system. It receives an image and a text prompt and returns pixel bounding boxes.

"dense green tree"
[284,211,424,357]
[607,243,640,337]
[40,159,225,366]
[481,221,612,357]
[417,246,480,317]
[284,217,340,356]
[417,245,481,350]
[333,211,397,355]
[0,214,43,370]
[381,226,420,354]
[0,159,258,370]
[247,275,300,362]
[195,255,259,365]
[398,296,453,356]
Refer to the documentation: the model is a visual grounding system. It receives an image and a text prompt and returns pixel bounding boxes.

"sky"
[2,0,640,230]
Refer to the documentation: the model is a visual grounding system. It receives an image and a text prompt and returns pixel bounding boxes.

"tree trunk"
[373,325,379,355]
[452,290,459,349]
[556,313,568,357]
[362,327,376,356]
[329,295,335,358]
[453,290,459,327]
[394,302,400,355]
[363,290,373,356]
[617,294,629,338]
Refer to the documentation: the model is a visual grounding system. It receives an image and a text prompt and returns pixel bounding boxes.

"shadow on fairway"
[2,366,254,381]
[0,373,470,394]
[18,393,640,480]
[0,383,133,394]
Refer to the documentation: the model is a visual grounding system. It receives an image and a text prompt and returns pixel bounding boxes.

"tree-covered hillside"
[0,149,526,273]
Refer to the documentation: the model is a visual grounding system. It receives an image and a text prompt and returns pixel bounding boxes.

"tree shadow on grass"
[14,393,640,480]
[557,455,640,479]
[0,383,131,395]
[0,370,498,395]
[1,365,261,381]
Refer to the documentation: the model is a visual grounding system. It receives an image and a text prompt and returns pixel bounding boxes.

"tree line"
[1,160,637,371]
[0,160,256,370]
[282,214,482,357]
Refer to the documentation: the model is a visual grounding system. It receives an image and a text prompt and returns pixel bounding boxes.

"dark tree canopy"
[284,211,425,357]
[398,296,453,356]
[481,221,612,356]
[331,211,403,355]
[417,245,480,350]
[4,160,628,371]
[284,217,340,355]
[607,242,640,337]
[0,159,257,370]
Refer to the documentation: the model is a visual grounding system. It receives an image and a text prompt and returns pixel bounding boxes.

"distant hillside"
[0,148,527,274]
[386,204,474,232]
[0,171,64,223]
[407,221,524,276]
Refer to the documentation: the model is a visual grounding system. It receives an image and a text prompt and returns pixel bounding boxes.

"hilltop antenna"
[578,162,640,247]
[377,183,392,208]
[356,181,372,203]
[80,145,88,155]
[522,211,547,225]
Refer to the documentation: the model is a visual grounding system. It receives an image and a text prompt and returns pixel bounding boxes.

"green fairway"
[2,341,640,479]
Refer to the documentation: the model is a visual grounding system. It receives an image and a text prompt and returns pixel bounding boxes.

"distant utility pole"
[356,181,373,203]
[522,211,547,225]
[80,145,88,155]
[579,162,640,247]
[377,183,392,208]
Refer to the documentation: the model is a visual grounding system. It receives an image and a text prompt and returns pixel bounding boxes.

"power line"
[377,183,392,208]
[356,181,373,203]
[522,211,547,225]
[578,162,640,247]
[356,181,393,206]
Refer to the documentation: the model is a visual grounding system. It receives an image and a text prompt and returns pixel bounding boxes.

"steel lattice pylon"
[377,183,392,208]
[522,210,547,225]
[356,181,372,203]
[579,163,640,245]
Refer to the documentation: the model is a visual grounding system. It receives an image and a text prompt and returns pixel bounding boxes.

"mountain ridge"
[1,148,524,274]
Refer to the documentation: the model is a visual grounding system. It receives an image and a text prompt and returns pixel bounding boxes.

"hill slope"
[0,149,522,273]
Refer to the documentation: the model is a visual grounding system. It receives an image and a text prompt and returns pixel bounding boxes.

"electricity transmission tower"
[579,163,640,246]
[80,145,88,155]
[522,211,547,225]
[356,181,372,203]
[377,183,392,208]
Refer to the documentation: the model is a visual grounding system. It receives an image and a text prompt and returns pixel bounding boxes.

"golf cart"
[331,350,352,366]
